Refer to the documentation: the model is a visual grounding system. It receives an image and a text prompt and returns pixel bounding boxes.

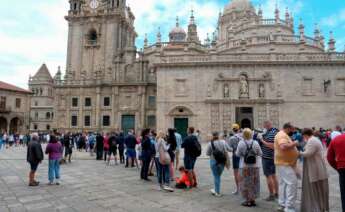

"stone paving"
[0,145,342,212]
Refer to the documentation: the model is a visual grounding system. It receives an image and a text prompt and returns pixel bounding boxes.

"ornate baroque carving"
[210,104,220,131]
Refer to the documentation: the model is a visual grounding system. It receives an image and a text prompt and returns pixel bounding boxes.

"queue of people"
[20,121,345,212]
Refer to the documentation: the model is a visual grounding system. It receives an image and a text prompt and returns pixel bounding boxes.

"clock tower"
[65,0,136,82]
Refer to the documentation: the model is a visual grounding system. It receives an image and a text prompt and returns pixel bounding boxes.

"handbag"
[159,141,171,165]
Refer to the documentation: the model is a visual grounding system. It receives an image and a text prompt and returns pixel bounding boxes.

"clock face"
[90,0,99,9]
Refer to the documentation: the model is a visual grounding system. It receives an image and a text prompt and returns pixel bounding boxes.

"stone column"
[79,88,83,131]
[95,87,101,130]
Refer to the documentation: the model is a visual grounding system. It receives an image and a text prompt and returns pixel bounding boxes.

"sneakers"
[276,205,285,212]
[210,189,222,197]
[163,185,174,192]
[232,190,239,195]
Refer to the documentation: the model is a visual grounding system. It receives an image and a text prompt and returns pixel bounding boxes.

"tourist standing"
[227,123,242,194]
[331,125,342,140]
[260,121,279,201]
[299,128,329,212]
[155,131,174,192]
[206,132,231,197]
[26,133,44,186]
[125,129,139,168]
[181,127,201,188]
[88,133,96,156]
[63,133,73,163]
[117,132,125,164]
[107,133,118,165]
[167,128,177,180]
[95,133,104,160]
[174,129,183,170]
[103,133,110,161]
[45,135,63,185]
[274,123,299,212]
[0,131,3,151]
[140,129,154,181]
[327,133,345,212]
[236,128,262,207]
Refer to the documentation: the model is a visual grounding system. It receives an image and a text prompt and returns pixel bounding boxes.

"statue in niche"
[259,83,265,98]
[207,84,212,97]
[239,74,249,97]
[223,83,230,98]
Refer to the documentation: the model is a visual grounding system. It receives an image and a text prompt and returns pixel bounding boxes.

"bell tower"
[65,0,136,83]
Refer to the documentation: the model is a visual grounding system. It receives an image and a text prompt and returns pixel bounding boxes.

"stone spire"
[144,33,148,48]
[258,5,263,19]
[299,18,305,42]
[54,66,62,85]
[285,7,290,22]
[187,9,200,43]
[314,23,320,39]
[275,4,280,24]
[290,12,294,28]
[156,27,162,44]
[328,31,336,52]
[204,33,211,47]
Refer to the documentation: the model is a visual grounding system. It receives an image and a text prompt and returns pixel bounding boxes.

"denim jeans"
[210,159,224,194]
[48,160,60,183]
[154,158,170,185]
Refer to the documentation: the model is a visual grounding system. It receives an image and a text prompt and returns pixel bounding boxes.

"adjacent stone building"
[29,0,345,136]
[0,81,31,134]
[28,64,55,133]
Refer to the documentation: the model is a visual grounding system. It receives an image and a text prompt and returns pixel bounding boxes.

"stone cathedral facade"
[29,0,345,135]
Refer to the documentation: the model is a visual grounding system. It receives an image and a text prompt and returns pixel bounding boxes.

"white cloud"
[321,8,345,27]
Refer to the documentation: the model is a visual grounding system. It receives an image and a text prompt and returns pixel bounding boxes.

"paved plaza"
[0,146,342,212]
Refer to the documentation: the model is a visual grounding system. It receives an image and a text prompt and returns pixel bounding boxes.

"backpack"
[244,142,257,165]
[211,141,227,165]
[191,137,202,158]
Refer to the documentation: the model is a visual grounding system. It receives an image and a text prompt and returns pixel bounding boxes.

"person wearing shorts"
[227,124,242,195]
[260,121,279,201]
[107,133,118,165]
[27,133,44,186]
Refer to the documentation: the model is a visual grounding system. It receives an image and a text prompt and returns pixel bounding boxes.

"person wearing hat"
[227,123,242,195]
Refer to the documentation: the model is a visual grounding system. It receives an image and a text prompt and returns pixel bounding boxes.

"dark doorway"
[9,117,20,134]
[236,107,254,129]
[241,118,252,129]
[174,118,188,138]
[0,117,7,133]
[122,115,135,135]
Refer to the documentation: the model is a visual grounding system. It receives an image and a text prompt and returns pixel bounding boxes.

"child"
[175,166,192,189]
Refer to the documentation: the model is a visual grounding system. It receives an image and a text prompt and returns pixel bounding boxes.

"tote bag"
[159,141,171,165]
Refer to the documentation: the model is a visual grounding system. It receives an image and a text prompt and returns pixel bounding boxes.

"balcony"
[0,106,11,113]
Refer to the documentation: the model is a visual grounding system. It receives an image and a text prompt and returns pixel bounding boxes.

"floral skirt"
[239,167,260,200]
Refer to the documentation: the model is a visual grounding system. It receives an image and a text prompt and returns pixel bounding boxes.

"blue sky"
[0,0,344,88]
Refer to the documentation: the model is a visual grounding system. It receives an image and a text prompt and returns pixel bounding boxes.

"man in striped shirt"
[260,121,279,201]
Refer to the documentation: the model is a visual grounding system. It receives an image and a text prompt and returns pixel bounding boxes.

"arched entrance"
[241,118,252,129]
[9,117,21,134]
[0,117,7,133]
[169,106,194,138]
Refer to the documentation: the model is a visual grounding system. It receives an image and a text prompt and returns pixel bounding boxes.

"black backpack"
[211,141,227,165]
[244,142,257,164]
[191,136,202,158]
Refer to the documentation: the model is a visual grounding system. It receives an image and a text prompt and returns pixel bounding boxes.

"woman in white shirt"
[236,128,262,207]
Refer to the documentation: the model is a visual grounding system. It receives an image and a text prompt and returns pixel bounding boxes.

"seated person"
[175,166,192,189]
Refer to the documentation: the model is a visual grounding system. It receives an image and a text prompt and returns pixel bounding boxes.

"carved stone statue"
[259,83,265,98]
[239,75,249,97]
[223,83,230,98]
[207,84,212,97]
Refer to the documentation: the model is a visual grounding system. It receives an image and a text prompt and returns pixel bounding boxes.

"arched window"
[73,3,77,10]
[88,29,98,45]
